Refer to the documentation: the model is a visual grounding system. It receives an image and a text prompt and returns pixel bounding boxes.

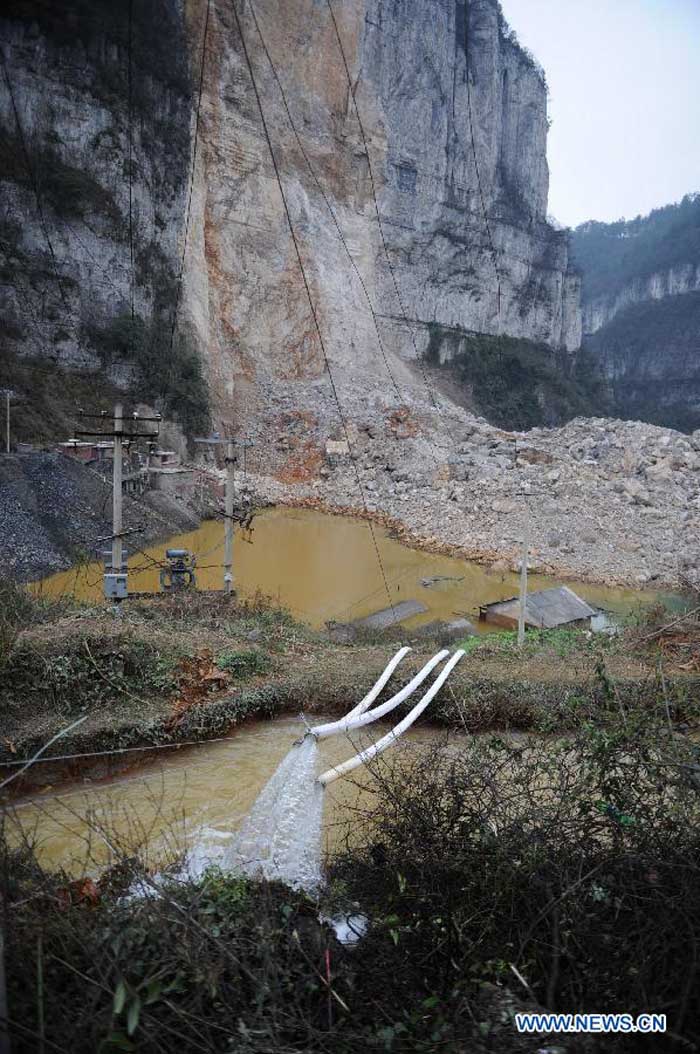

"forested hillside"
[572,195,700,431]
[572,194,700,304]
[585,291,700,432]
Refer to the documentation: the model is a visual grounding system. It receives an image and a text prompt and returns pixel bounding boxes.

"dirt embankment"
[1,593,698,796]
[0,452,199,580]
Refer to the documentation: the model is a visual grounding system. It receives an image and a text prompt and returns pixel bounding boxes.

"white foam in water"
[225,735,324,891]
[185,827,235,878]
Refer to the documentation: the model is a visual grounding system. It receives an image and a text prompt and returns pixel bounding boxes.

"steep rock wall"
[583,263,700,335]
[1,0,582,440]
[0,3,192,374]
[185,0,581,431]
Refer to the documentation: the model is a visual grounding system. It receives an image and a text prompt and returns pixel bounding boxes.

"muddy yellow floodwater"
[30,507,669,630]
[8,716,448,876]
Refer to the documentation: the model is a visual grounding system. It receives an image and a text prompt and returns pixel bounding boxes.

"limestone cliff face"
[187,0,581,428]
[0,4,192,376]
[582,263,700,335]
[1,0,582,438]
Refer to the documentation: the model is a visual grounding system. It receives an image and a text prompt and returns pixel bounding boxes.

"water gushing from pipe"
[225,735,323,891]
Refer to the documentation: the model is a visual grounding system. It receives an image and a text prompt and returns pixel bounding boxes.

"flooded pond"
[31,507,670,631]
[8,715,446,877]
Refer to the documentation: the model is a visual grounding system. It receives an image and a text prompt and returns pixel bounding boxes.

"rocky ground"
[0,453,198,580]
[3,388,699,591]
[236,380,700,591]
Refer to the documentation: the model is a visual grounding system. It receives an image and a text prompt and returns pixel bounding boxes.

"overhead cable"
[230,0,395,615]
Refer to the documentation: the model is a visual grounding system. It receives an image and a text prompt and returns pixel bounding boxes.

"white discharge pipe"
[310,649,450,740]
[318,648,466,786]
[342,646,412,722]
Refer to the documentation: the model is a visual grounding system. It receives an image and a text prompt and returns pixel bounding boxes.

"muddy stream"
[8,716,448,877]
[17,507,677,878]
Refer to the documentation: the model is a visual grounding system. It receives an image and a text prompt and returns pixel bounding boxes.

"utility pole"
[224,439,235,593]
[517,509,530,648]
[0,389,16,455]
[112,403,123,579]
[193,432,254,595]
[75,406,160,601]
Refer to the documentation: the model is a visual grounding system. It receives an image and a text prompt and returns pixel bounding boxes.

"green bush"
[0,579,78,670]
[3,853,336,1054]
[331,715,700,1049]
[216,648,272,680]
[39,149,122,225]
[0,634,179,720]
[1,133,121,225]
[5,707,700,1051]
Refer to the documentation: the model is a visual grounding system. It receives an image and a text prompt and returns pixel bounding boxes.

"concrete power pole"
[193,432,254,595]
[74,406,160,602]
[1,389,20,454]
[112,403,123,578]
[224,439,235,593]
[517,509,530,648]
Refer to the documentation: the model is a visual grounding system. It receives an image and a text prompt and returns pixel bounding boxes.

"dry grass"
[2,591,699,794]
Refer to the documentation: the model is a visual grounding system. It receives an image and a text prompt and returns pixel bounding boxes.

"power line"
[463,7,502,332]
[230,0,395,616]
[1,188,135,330]
[324,0,445,422]
[162,0,212,400]
[0,731,264,771]
[246,0,404,405]
[6,745,251,806]
[0,716,88,790]
[50,449,237,574]
[55,218,131,304]
[0,47,72,317]
[54,449,181,540]
[127,0,135,334]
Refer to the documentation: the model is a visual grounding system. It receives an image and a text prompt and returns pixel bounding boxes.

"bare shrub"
[330,717,700,1049]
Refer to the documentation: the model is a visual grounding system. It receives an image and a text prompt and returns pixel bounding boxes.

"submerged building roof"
[353,599,428,631]
[480,586,596,630]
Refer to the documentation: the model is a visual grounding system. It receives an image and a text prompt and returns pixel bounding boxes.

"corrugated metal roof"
[482,586,596,629]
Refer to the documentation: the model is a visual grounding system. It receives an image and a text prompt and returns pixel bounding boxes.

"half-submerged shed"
[479,586,595,631]
[327,599,429,642]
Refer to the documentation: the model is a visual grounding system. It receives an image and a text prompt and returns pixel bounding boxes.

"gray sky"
[499,0,700,228]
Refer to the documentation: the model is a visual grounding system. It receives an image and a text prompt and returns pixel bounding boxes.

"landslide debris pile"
[248,387,700,590]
